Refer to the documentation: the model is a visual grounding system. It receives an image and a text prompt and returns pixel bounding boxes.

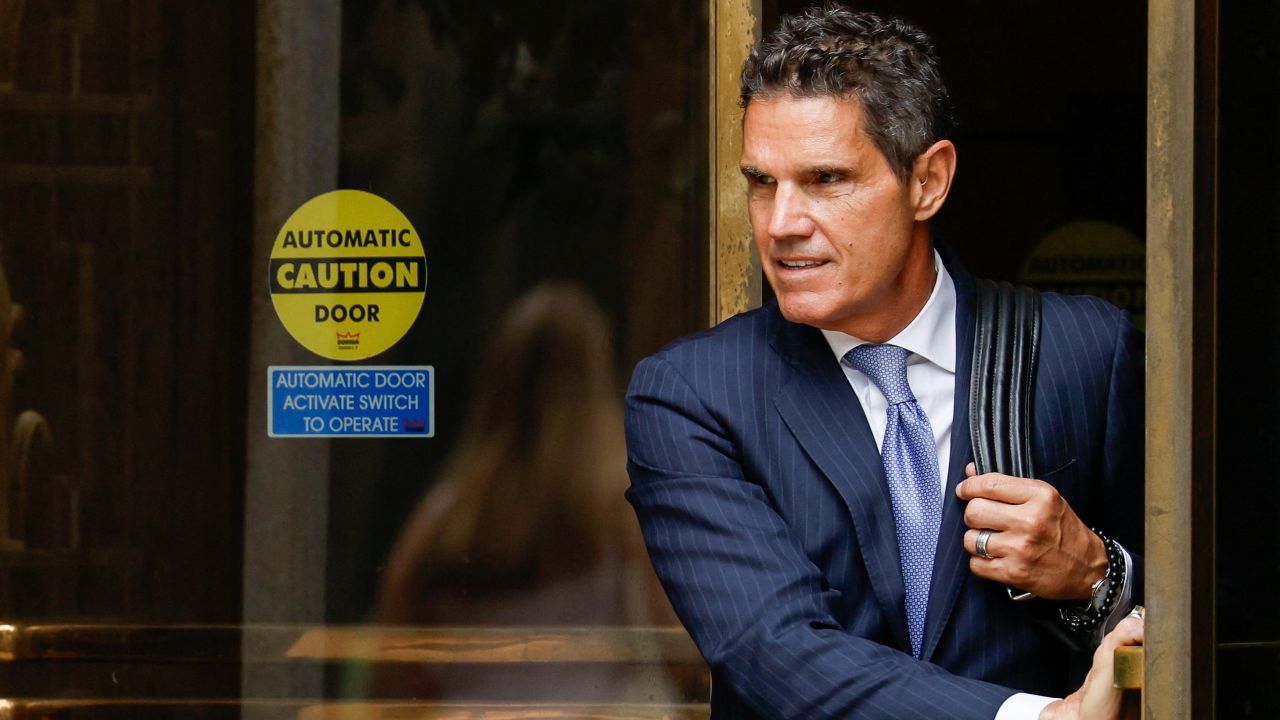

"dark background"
[1217,2,1280,716]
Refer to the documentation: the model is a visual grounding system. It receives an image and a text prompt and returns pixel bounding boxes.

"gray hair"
[740,4,955,182]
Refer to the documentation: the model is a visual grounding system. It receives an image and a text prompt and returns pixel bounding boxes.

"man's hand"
[956,463,1106,600]
[1039,614,1144,720]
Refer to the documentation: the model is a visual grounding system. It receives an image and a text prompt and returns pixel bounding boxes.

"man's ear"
[911,139,957,222]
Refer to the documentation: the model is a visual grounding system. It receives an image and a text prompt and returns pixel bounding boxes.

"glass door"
[0,0,743,715]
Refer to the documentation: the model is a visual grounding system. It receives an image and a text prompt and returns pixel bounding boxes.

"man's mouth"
[777,259,826,269]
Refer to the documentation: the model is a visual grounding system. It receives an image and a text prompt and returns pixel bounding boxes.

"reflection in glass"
[369,284,678,701]
[330,0,709,628]
[378,283,659,628]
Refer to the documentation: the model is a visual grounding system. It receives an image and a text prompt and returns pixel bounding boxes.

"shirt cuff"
[995,692,1057,720]
[1096,543,1136,642]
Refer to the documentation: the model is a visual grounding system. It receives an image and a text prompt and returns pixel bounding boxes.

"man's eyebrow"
[739,164,765,177]
[807,164,854,176]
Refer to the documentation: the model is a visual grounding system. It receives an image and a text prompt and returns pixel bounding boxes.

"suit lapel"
[770,314,912,653]
[921,245,977,661]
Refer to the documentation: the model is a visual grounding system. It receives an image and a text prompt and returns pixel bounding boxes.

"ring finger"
[964,528,1005,559]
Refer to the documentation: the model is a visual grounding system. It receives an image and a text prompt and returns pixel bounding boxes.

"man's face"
[741,95,930,337]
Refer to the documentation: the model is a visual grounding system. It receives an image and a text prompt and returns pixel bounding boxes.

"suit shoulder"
[628,304,777,396]
[1038,291,1140,371]
[1039,291,1132,340]
[1040,290,1126,322]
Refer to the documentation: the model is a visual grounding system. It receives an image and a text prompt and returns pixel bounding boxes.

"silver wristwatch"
[1087,574,1112,614]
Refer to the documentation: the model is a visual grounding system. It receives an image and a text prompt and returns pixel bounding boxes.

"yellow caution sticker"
[269,190,426,360]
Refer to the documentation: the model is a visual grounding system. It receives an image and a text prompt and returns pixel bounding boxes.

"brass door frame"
[1148,0,1218,716]
[1146,0,1195,712]
[709,0,761,324]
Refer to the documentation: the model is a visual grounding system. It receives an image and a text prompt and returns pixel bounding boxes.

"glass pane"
[0,0,710,712]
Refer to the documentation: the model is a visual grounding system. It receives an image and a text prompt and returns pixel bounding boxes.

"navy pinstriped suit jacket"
[624,247,1144,719]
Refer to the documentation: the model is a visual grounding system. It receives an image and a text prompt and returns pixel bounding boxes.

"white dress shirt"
[821,251,958,496]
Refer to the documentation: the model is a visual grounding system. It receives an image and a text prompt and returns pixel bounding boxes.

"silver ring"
[1127,605,1145,621]
[975,529,994,559]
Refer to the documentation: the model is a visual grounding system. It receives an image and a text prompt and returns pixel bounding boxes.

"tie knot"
[845,343,915,405]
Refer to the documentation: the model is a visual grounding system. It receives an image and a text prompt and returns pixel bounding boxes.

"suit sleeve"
[1099,308,1145,603]
[625,354,1016,719]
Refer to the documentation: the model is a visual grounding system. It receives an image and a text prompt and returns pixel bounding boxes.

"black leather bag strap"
[969,279,1042,480]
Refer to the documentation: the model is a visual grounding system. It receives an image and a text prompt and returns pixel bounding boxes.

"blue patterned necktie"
[846,343,942,658]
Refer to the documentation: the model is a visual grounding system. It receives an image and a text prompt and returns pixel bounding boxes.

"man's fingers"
[968,555,996,579]
[968,553,1037,589]
[956,471,1047,503]
[1094,617,1144,661]
[967,555,1021,585]
[1071,615,1143,720]
[1105,616,1145,649]
[962,497,1022,531]
[965,462,977,478]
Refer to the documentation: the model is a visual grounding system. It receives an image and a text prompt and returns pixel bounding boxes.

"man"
[624,6,1144,719]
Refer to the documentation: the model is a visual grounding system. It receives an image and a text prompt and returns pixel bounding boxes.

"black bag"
[969,279,1041,602]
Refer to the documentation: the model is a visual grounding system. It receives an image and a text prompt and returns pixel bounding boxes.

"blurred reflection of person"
[373,282,677,700]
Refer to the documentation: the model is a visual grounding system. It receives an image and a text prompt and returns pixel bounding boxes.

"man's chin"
[775,298,847,332]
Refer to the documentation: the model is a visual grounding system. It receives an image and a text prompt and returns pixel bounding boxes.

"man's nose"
[767,184,815,239]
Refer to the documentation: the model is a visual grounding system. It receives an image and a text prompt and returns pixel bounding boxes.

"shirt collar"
[820,250,957,373]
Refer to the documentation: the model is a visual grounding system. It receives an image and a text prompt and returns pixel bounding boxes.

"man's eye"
[747,173,775,186]
[815,171,842,184]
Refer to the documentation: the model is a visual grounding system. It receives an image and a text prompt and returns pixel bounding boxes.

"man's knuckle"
[1007,565,1030,586]
[1025,516,1048,538]
[1011,537,1034,558]
[1041,484,1064,507]
[964,503,980,525]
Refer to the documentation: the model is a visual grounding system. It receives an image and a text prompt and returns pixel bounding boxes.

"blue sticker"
[268,366,434,438]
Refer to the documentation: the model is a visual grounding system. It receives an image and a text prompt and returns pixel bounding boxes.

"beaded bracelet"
[1057,527,1126,634]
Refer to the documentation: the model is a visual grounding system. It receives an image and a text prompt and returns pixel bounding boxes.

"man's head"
[739,5,957,341]
[740,5,954,183]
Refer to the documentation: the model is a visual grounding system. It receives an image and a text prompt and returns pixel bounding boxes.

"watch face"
[1091,577,1111,612]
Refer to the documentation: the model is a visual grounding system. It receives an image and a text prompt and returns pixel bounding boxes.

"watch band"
[1057,527,1125,635]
